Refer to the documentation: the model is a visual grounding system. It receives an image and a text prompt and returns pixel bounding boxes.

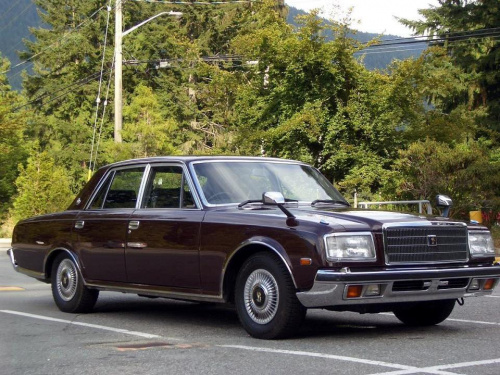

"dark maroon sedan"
[7,156,500,339]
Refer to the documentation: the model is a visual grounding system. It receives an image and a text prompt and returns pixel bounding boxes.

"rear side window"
[89,167,145,209]
[104,168,145,209]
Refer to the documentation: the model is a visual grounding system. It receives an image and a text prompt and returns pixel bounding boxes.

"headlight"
[324,232,376,262]
[468,231,495,258]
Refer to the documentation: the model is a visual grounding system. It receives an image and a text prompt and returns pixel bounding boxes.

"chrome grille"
[383,223,468,264]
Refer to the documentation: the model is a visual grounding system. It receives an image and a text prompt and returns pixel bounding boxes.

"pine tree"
[400,0,500,133]
[0,56,27,217]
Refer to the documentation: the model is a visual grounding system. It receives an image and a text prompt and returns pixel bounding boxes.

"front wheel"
[393,299,456,326]
[51,253,99,313]
[235,253,306,339]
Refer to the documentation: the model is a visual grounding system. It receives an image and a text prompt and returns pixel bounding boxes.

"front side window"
[142,166,195,209]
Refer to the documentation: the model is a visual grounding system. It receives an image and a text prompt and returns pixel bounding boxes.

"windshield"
[192,161,348,206]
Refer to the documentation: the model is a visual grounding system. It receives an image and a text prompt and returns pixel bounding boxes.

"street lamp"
[114,0,182,143]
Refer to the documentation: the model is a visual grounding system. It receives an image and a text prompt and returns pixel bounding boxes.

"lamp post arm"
[122,11,183,37]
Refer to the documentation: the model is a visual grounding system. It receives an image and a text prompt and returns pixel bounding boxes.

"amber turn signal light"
[483,279,495,290]
[346,285,363,298]
[300,258,312,266]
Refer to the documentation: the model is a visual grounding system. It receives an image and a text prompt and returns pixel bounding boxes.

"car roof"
[106,156,305,168]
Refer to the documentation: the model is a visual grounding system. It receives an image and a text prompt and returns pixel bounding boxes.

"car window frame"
[189,159,335,208]
[139,162,202,210]
[84,164,149,210]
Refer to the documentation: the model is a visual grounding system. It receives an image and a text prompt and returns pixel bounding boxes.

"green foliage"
[11,149,74,222]
[385,139,500,218]
[0,56,27,217]
[0,0,498,223]
[400,0,500,132]
[122,84,180,158]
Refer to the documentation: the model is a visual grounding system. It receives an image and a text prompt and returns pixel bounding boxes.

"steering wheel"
[207,192,232,204]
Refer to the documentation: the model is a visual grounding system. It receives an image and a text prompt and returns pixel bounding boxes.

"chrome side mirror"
[436,194,453,218]
[262,192,297,226]
[262,192,286,205]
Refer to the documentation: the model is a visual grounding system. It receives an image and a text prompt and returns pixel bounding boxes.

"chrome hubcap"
[243,269,279,324]
[56,259,77,301]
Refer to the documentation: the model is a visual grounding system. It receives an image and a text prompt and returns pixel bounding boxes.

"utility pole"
[114,6,181,143]
[114,0,123,143]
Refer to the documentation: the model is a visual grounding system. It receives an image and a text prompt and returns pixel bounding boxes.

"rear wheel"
[393,299,456,326]
[235,253,306,339]
[51,253,99,313]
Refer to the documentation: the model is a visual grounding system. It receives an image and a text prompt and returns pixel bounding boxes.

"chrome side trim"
[85,283,224,303]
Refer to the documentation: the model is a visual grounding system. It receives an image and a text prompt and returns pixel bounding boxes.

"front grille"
[384,223,468,264]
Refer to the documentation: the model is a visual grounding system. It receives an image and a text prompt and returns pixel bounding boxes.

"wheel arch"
[44,248,83,281]
[222,238,297,303]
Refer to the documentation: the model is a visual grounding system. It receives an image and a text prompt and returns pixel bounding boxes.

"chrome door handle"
[75,221,85,229]
[128,221,140,230]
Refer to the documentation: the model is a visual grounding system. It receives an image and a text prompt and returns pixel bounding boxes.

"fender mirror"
[436,194,453,218]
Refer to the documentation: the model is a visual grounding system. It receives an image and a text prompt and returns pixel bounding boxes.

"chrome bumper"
[6,248,18,271]
[296,267,500,308]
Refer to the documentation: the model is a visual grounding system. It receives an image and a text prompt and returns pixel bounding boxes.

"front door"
[125,165,203,289]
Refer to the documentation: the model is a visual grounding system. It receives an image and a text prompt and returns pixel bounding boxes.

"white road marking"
[381,313,500,327]
[368,358,500,375]
[485,295,500,298]
[219,345,460,375]
[446,318,500,326]
[0,310,161,339]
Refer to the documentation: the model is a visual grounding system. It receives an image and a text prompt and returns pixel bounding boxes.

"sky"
[285,0,440,37]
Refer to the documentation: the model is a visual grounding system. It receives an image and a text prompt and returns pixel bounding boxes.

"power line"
[128,0,257,5]
[0,1,35,34]
[12,70,104,112]
[361,26,500,45]
[89,2,113,178]
[1,4,109,74]
[363,28,500,49]
[357,35,500,56]
[0,0,26,22]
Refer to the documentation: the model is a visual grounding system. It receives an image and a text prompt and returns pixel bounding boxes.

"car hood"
[213,205,457,232]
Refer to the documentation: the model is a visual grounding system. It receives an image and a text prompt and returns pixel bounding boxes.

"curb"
[0,238,12,245]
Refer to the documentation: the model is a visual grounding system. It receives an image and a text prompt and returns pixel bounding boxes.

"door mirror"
[436,194,453,218]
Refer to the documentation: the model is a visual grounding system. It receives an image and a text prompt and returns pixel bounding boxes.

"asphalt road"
[1,242,500,375]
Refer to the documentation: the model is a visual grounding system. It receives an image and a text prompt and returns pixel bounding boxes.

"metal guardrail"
[357,200,433,215]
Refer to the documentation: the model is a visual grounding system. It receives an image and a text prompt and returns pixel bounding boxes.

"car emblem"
[427,235,438,246]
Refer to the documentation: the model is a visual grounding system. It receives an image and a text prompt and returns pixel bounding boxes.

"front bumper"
[296,266,500,308]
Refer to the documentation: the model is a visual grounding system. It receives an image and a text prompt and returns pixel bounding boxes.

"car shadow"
[89,293,461,340]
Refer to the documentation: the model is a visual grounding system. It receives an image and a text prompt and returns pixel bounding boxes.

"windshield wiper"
[311,199,350,207]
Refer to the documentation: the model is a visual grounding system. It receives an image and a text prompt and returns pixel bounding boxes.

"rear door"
[74,166,146,282]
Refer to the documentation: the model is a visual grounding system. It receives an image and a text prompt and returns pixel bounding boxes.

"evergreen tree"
[11,149,73,221]
[400,0,500,133]
[0,56,27,218]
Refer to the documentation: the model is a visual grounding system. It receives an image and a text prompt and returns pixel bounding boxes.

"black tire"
[235,252,306,339]
[51,253,99,313]
[393,299,456,326]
